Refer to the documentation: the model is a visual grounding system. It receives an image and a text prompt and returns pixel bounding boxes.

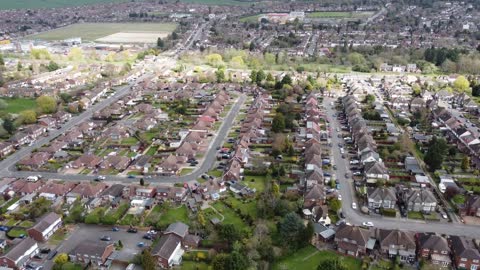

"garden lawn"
[0,98,37,114]
[224,197,257,220]
[157,205,190,228]
[48,228,68,245]
[273,247,362,270]
[208,170,223,177]
[408,211,423,220]
[243,175,268,192]
[181,262,211,270]
[18,220,34,228]
[180,168,194,176]
[212,201,247,229]
[7,228,27,238]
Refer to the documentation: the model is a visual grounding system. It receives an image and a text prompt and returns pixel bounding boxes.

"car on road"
[137,242,145,247]
[112,227,119,232]
[441,212,448,219]
[344,172,350,178]
[352,203,357,209]
[333,165,337,170]
[362,222,374,227]
[33,254,45,260]
[127,227,138,233]
[143,234,153,240]
[338,195,342,201]
[127,175,136,179]
[40,248,51,254]
[46,250,57,260]
[100,236,111,241]
[350,160,359,165]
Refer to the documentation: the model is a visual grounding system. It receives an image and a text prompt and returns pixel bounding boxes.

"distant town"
[1,0,480,270]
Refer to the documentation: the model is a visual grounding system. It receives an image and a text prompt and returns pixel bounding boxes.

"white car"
[362,221,374,227]
[352,203,357,209]
[338,195,342,201]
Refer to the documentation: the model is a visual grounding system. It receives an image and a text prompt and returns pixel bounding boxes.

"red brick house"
[450,236,480,270]
[0,238,39,269]
[27,212,62,242]
[69,241,114,267]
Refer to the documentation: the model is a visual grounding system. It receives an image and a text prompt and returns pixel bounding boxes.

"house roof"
[450,236,480,260]
[100,184,125,198]
[70,240,112,257]
[417,233,450,253]
[69,182,107,198]
[304,184,325,201]
[152,233,182,260]
[335,224,370,247]
[406,189,436,204]
[376,229,415,249]
[2,238,36,262]
[30,212,61,233]
[368,187,397,201]
[165,222,189,238]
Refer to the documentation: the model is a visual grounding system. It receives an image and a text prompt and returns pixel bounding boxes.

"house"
[405,189,437,213]
[18,152,51,170]
[335,224,370,257]
[449,236,480,270]
[368,187,397,210]
[375,229,416,263]
[0,238,38,269]
[159,155,180,175]
[27,212,62,242]
[0,142,14,157]
[405,157,423,175]
[71,154,102,169]
[303,184,325,208]
[100,155,130,171]
[364,161,389,181]
[39,181,75,200]
[67,182,107,199]
[100,184,125,202]
[416,233,451,267]
[312,223,335,244]
[69,240,114,267]
[152,234,184,268]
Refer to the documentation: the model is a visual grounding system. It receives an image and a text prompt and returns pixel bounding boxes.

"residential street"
[0,93,246,185]
[324,97,480,238]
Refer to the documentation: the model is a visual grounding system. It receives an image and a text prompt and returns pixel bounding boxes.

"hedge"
[381,208,397,217]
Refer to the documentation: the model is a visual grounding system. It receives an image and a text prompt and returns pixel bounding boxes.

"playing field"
[26,23,177,43]
[0,0,129,10]
[306,11,374,19]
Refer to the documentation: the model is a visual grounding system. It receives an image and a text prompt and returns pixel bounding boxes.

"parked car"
[46,250,58,260]
[127,227,138,233]
[352,202,357,209]
[40,248,51,254]
[127,175,136,179]
[338,195,342,201]
[100,236,111,241]
[112,227,119,232]
[137,242,145,247]
[143,234,153,240]
[362,222,374,227]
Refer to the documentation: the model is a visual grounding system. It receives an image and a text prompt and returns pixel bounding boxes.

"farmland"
[26,23,178,42]
[0,0,129,10]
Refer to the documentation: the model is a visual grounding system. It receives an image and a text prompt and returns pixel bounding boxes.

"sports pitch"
[26,23,177,43]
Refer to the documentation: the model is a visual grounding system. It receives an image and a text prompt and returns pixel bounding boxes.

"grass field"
[239,14,262,23]
[0,0,129,10]
[0,98,37,114]
[157,205,190,228]
[274,247,362,270]
[306,11,374,19]
[27,23,177,42]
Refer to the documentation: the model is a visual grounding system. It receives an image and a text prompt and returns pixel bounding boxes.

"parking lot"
[42,224,152,269]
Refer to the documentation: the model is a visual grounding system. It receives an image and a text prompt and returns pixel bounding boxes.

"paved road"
[0,94,246,184]
[324,97,480,238]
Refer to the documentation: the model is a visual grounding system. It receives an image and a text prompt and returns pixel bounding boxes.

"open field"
[306,11,374,19]
[26,23,177,42]
[0,0,129,10]
[0,98,37,114]
[239,14,262,23]
[96,32,169,43]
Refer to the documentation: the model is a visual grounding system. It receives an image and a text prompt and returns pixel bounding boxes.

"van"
[26,176,39,182]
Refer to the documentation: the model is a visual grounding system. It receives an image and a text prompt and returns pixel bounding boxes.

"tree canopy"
[36,95,57,114]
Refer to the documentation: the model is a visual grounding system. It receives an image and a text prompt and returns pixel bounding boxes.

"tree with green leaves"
[157,37,165,49]
[140,178,145,186]
[256,69,265,84]
[424,136,448,172]
[3,118,15,135]
[36,95,57,114]
[216,68,226,83]
[0,53,4,66]
[461,156,470,171]
[329,198,342,212]
[453,76,470,92]
[278,212,305,250]
[250,70,257,83]
[53,253,69,265]
[281,74,292,86]
[272,113,286,133]
[19,110,37,124]
[47,61,60,72]
[218,224,241,246]
[141,249,156,270]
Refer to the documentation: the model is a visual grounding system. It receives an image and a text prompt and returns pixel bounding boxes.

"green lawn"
[208,170,223,177]
[0,0,130,10]
[121,137,139,146]
[59,262,83,270]
[7,228,27,238]
[18,220,34,228]
[306,11,374,19]
[27,23,178,41]
[180,168,194,176]
[0,98,37,114]
[224,197,257,220]
[239,14,261,23]
[274,247,362,270]
[157,205,190,228]
[243,175,268,192]
[407,211,423,220]
[212,201,247,229]
[48,228,68,245]
[4,219,18,226]
[181,261,211,270]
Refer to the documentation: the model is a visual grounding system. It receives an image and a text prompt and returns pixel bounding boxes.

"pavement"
[324,96,480,238]
[0,93,246,185]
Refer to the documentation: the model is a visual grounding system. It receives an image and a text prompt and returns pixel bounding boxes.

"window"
[471,265,478,270]
[459,264,466,268]
[462,258,468,261]
[474,260,480,263]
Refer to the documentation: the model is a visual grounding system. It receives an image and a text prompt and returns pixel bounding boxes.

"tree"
[157,37,165,49]
[47,61,60,72]
[225,251,249,270]
[272,113,286,133]
[329,198,342,212]
[3,118,15,135]
[140,178,145,186]
[212,253,229,270]
[461,156,470,171]
[59,93,72,104]
[198,211,206,227]
[216,68,226,83]
[278,212,305,250]
[317,258,347,270]
[218,224,241,246]
[250,70,257,83]
[53,253,69,265]
[347,52,366,66]
[118,240,123,248]
[19,110,37,124]
[473,83,480,97]
[256,69,266,84]
[363,94,375,104]
[0,99,7,110]
[36,95,57,114]
[171,31,179,40]
[453,76,470,92]
[424,136,448,171]
[281,74,292,86]
[141,249,156,270]
[0,53,4,66]
[205,53,223,67]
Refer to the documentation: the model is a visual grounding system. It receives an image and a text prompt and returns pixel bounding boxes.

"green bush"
[381,208,397,217]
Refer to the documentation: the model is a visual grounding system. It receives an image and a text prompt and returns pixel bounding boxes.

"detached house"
[27,212,62,242]
[405,189,437,213]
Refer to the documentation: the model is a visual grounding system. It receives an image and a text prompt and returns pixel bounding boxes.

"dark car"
[127,227,138,233]
[127,175,136,179]
[143,234,153,240]
[40,248,51,254]
[33,254,45,260]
